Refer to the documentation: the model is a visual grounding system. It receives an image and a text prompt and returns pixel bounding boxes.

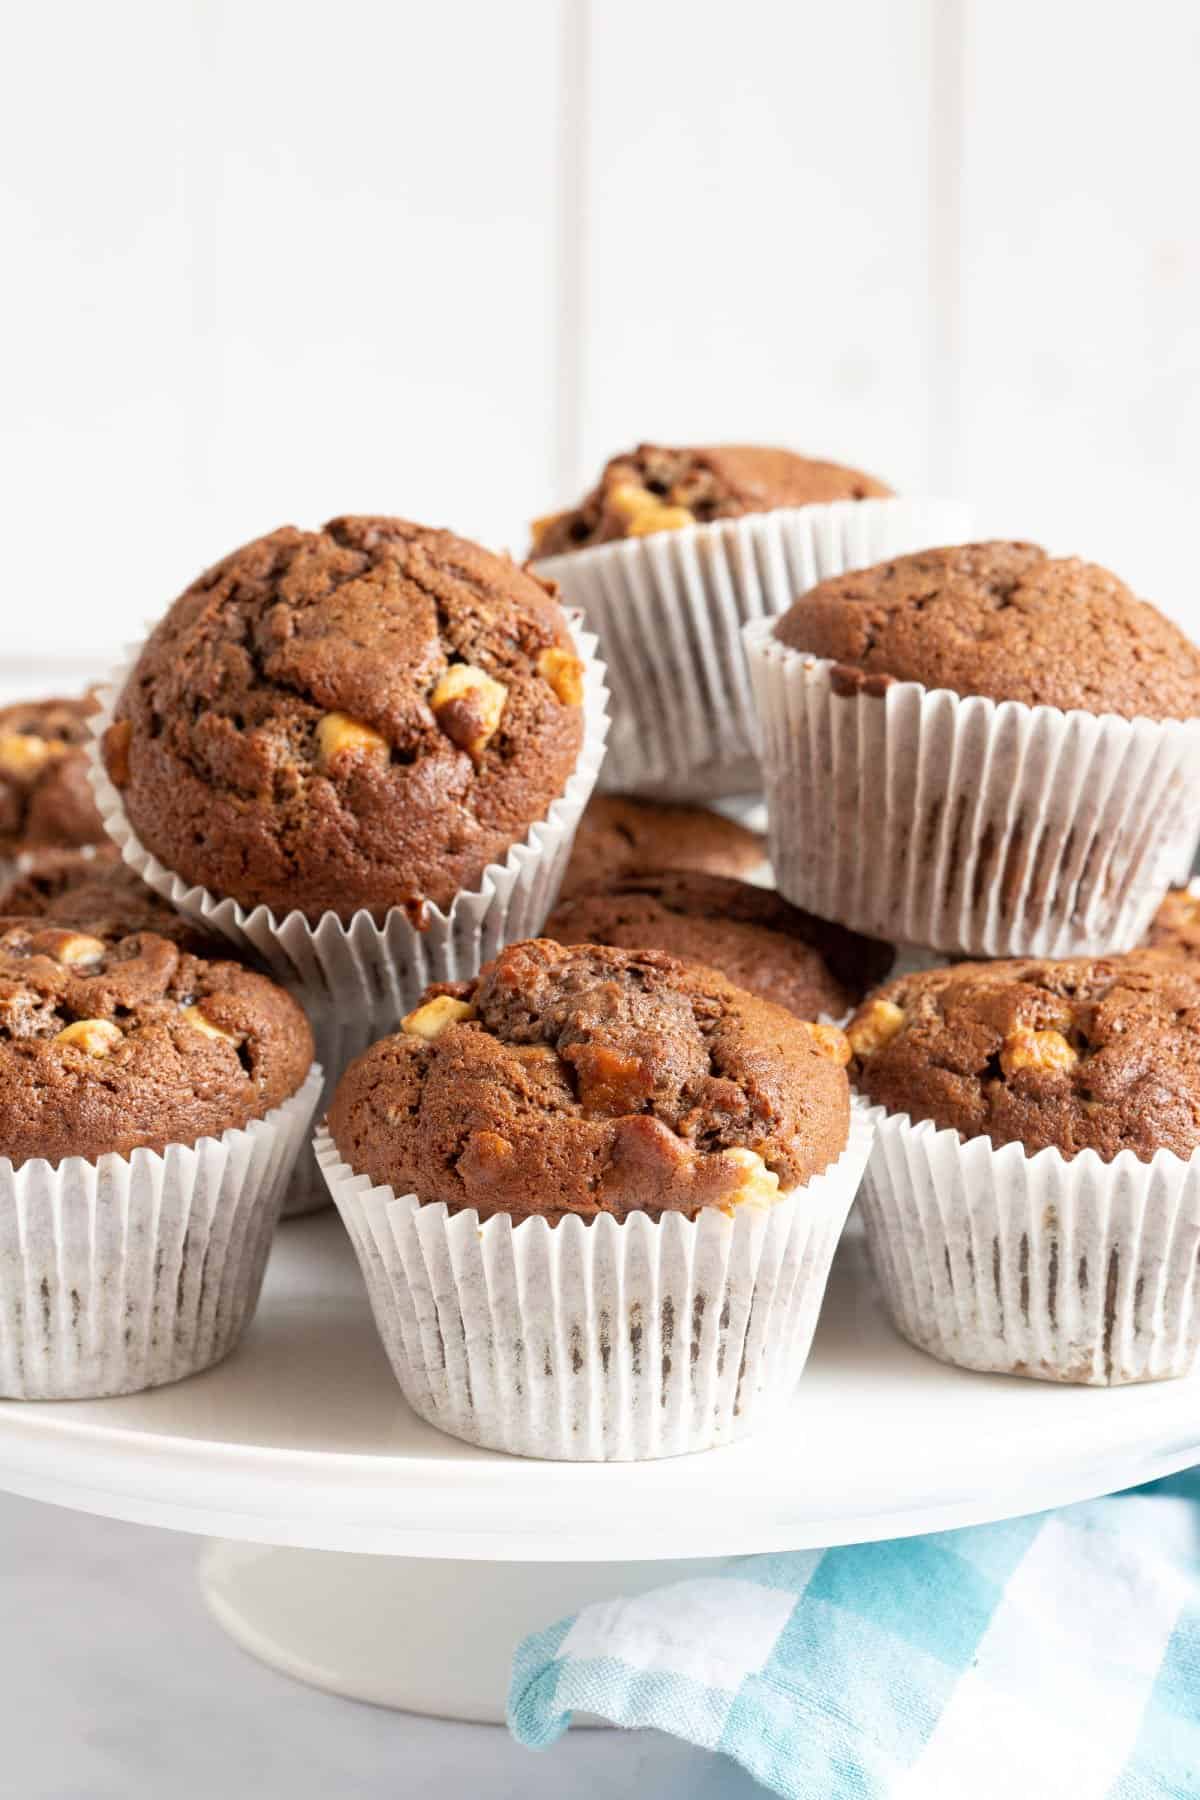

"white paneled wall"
[2,0,1199,668]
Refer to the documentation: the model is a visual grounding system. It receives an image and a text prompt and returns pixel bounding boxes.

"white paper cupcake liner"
[744,625,1200,957]
[0,1062,322,1400]
[314,1099,879,1461]
[85,621,609,1215]
[534,497,969,800]
[857,1107,1200,1385]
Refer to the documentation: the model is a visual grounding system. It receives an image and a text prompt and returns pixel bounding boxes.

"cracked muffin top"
[0,918,313,1166]
[775,541,1200,720]
[102,517,587,923]
[545,872,892,1020]
[847,951,1200,1162]
[0,846,225,955]
[530,443,892,558]
[560,793,764,897]
[0,694,106,858]
[1146,887,1200,963]
[327,937,851,1222]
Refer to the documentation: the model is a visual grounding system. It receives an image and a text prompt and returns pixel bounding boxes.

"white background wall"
[2,0,1198,667]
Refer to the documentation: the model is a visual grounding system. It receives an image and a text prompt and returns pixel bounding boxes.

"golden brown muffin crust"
[560,793,764,897]
[546,871,893,1019]
[1147,887,1200,962]
[776,541,1200,721]
[105,517,586,923]
[0,919,313,1166]
[849,951,1200,1162]
[0,694,106,857]
[0,847,223,954]
[531,443,892,557]
[328,938,851,1222]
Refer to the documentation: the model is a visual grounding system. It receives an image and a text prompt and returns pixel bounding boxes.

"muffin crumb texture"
[546,871,893,1019]
[776,540,1200,720]
[0,846,223,954]
[1147,887,1200,962]
[0,695,105,857]
[105,517,585,922]
[532,443,892,557]
[560,792,765,897]
[849,951,1200,1162]
[0,919,313,1166]
[328,938,851,1221]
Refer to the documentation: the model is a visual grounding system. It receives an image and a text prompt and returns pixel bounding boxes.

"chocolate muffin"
[848,951,1200,1162]
[1146,887,1200,962]
[103,517,587,923]
[560,794,765,897]
[546,872,892,1019]
[0,846,221,953]
[531,443,893,557]
[327,937,851,1223]
[0,694,106,857]
[0,918,313,1166]
[776,541,1200,720]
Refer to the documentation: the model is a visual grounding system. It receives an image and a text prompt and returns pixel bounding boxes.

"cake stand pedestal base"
[201,1541,728,1723]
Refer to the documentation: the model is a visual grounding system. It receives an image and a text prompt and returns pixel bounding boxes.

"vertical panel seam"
[553,0,589,499]
[929,0,965,496]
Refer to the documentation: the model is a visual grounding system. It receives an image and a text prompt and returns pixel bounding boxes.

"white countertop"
[0,1492,758,1800]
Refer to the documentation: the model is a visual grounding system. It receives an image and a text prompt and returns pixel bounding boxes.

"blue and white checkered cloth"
[509,1471,1200,1798]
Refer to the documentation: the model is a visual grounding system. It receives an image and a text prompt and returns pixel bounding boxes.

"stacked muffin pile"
[2,445,1198,1458]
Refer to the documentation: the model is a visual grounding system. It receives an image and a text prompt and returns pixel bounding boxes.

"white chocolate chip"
[55,1018,123,1057]
[846,998,906,1058]
[608,482,695,537]
[429,664,507,758]
[1000,1027,1079,1078]
[181,1002,243,1045]
[721,1146,782,1211]
[537,646,585,707]
[48,931,106,969]
[315,711,389,770]
[0,731,66,779]
[401,995,475,1041]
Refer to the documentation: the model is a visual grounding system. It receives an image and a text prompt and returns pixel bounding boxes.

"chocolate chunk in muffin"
[327,937,850,1223]
[1146,887,1200,962]
[776,541,1200,721]
[848,951,1200,1162]
[561,794,765,898]
[103,517,586,924]
[0,694,106,857]
[531,443,893,557]
[0,846,225,955]
[546,872,892,1019]
[0,918,313,1166]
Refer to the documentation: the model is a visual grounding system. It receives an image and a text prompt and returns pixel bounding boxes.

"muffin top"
[775,541,1200,721]
[531,443,892,558]
[0,846,222,955]
[0,919,313,1166]
[546,871,892,1020]
[848,951,1200,1162]
[560,793,764,897]
[1146,887,1200,962]
[103,517,587,923]
[0,694,106,857]
[327,937,851,1223]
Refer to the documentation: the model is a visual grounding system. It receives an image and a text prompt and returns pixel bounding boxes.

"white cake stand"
[0,1213,1196,1721]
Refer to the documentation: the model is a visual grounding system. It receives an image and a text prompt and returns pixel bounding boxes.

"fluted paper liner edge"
[314,1098,880,1461]
[535,496,970,800]
[744,623,1200,956]
[0,1062,322,1399]
[858,1107,1200,1385]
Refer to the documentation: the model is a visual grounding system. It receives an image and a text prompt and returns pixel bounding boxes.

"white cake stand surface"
[0,1213,1196,1721]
